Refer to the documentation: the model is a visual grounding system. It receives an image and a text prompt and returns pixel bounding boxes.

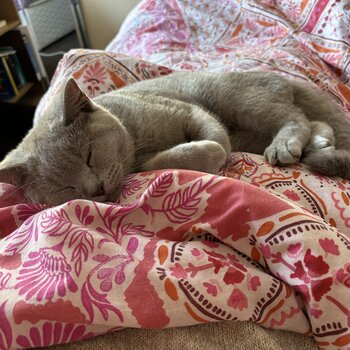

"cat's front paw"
[200,141,227,173]
[264,138,302,166]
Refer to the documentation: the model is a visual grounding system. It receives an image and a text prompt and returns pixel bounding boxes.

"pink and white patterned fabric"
[2,1,350,349]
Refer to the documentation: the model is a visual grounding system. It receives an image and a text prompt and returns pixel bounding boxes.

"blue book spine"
[12,54,27,87]
[0,59,16,99]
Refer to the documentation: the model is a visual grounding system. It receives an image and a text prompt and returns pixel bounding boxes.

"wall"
[79,0,141,49]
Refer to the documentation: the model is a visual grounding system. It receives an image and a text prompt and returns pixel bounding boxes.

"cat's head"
[0,78,134,204]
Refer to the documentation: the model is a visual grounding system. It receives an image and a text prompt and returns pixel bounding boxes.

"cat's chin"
[106,186,122,203]
[89,194,108,203]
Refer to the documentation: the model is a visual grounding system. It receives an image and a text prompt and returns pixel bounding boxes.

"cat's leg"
[142,140,227,174]
[141,106,231,173]
[264,107,311,165]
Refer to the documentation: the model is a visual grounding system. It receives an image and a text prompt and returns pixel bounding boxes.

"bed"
[1,0,350,349]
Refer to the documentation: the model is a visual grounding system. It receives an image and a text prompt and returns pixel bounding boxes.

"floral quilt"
[2,1,350,349]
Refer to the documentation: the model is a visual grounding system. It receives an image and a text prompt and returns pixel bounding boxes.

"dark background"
[0,32,79,159]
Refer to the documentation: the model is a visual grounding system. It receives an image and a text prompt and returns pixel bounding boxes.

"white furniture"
[17,0,76,50]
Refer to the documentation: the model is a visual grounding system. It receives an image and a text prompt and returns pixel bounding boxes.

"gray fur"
[0,71,349,204]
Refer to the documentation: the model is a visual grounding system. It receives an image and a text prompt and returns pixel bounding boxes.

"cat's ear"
[63,78,94,125]
[0,162,27,187]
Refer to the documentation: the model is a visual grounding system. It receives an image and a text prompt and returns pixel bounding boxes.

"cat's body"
[1,71,349,204]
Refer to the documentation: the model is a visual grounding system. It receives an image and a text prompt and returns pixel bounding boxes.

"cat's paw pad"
[265,139,302,166]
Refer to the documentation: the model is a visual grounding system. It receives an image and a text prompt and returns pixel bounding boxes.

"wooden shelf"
[0,0,46,108]
[1,82,34,104]
[0,20,20,37]
[18,80,46,107]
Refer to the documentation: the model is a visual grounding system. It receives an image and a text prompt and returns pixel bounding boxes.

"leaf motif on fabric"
[75,205,94,226]
[82,274,124,323]
[165,278,178,300]
[256,221,274,236]
[127,237,139,254]
[121,174,149,199]
[158,245,168,265]
[4,215,40,255]
[121,223,153,237]
[13,203,47,223]
[69,230,94,276]
[40,209,72,237]
[147,172,173,197]
[0,301,12,350]
[162,178,207,223]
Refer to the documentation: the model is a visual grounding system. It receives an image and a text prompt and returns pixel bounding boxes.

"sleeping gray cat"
[0,71,349,204]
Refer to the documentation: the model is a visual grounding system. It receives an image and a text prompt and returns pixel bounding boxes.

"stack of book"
[0,47,28,101]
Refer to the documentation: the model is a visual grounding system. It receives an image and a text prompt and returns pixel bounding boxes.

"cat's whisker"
[1,180,36,200]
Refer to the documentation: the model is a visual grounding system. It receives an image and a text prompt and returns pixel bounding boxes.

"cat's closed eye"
[56,186,76,192]
[87,150,93,167]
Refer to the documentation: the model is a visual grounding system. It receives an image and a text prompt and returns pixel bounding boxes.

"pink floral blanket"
[2,1,350,349]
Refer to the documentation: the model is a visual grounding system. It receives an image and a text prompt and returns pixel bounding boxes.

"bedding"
[1,0,350,349]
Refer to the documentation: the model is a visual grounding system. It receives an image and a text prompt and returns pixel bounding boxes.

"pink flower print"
[227,288,248,311]
[191,248,204,260]
[310,308,323,318]
[16,322,93,348]
[203,282,218,297]
[15,248,78,301]
[287,242,302,258]
[83,60,107,85]
[336,264,350,288]
[285,2,301,22]
[319,238,340,256]
[283,190,300,201]
[170,263,188,279]
[258,244,271,259]
[247,274,261,292]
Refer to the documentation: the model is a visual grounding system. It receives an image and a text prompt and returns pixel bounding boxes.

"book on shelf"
[0,47,29,101]
[0,47,27,89]
[0,27,46,83]
[0,58,18,100]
